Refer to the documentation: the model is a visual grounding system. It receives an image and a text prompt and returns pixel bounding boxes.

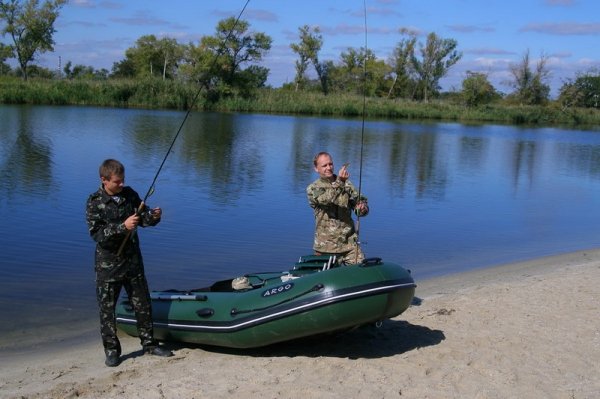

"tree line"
[1,0,599,110]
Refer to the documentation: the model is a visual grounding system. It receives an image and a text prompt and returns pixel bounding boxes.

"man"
[306,151,369,265]
[86,159,173,367]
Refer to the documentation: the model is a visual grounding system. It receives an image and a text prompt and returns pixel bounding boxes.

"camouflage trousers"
[96,273,157,356]
[316,244,365,265]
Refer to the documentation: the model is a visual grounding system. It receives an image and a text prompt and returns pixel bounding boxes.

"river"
[1,104,599,345]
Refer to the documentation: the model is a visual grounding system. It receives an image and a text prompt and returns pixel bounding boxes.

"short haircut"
[99,159,125,179]
[313,151,331,167]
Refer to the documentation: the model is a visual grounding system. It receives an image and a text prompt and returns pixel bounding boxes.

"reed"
[0,77,196,108]
[1,77,599,127]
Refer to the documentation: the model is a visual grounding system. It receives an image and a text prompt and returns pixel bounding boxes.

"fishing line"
[141,0,251,203]
[117,0,251,255]
[355,0,368,261]
[357,0,368,198]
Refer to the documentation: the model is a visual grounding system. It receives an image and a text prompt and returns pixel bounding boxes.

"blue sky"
[8,0,600,96]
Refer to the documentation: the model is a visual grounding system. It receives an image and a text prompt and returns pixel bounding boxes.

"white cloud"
[521,22,600,35]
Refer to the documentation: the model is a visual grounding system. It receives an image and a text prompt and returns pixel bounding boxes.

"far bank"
[2,77,600,128]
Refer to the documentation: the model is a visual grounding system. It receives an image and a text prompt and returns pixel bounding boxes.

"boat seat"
[294,254,338,271]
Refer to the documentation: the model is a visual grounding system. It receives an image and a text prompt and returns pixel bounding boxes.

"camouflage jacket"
[85,185,159,282]
[306,176,367,254]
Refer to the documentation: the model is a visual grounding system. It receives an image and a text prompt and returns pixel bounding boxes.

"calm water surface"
[1,104,600,343]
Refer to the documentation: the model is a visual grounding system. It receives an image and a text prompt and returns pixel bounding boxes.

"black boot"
[105,352,121,367]
[144,345,173,357]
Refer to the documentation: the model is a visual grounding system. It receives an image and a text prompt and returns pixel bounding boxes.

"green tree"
[122,35,184,79]
[70,63,95,79]
[330,47,391,96]
[235,64,269,96]
[314,59,331,95]
[368,58,394,97]
[461,71,499,106]
[94,67,109,79]
[558,68,600,109]
[0,0,66,80]
[62,59,71,77]
[388,28,418,99]
[111,58,135,78]
[336,47,365,93]
[63,59,101,79]
[290,25,321,92]
[289,24,331,94]
[411,32,462,102]
[0,41,12,74]
[508,49,550,105]
[14,62,52,78]
[195,17,272,96]
[178,41,213,83]
[126,35,161,77]
[157,37,183,80]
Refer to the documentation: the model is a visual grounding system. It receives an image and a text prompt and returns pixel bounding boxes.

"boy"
[86,159,172,367]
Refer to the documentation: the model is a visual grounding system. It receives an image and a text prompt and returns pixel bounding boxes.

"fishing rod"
[117,0,251,256]
[355,0,368,263]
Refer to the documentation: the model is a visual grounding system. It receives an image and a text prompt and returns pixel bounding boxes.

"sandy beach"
[1,249,599,399]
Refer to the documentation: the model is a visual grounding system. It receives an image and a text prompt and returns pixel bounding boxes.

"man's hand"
[150,207,162,220]
[354,201,369,217]
[338,163,350,182]
[123,214,140,230]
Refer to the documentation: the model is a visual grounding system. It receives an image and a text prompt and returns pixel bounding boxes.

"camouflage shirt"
[85,185,159,282]
[306,176,367,254]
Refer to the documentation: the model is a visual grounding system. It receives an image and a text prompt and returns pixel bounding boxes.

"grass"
[1,76,599,128]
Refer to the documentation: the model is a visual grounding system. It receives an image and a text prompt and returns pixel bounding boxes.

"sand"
[1,249,599,399]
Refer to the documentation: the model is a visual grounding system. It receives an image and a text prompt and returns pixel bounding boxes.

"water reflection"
[458,136,487,172]
[511,140,536,192]
[556,143,600,179]
[171,113,266,205]
[381,126,449,200]
[0,107,53,200]
[290,116,321,192]
[126,111,182,162]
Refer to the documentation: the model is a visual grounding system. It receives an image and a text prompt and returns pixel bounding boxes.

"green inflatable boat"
[116,255,416,348]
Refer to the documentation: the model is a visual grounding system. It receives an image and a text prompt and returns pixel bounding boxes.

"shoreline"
[1,248,587,353]
[2,248,599,398]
